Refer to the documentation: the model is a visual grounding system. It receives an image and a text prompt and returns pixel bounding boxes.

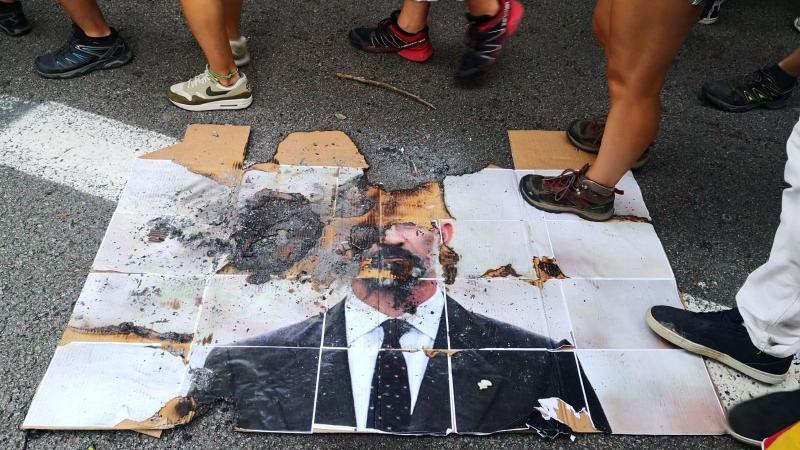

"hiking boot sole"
[170,95,253,112]
[518,179,613,222]
[645,309,787,385]
[36,49,134,80]
[702,91,789,113]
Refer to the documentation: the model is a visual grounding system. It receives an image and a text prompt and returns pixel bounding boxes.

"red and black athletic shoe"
[349,10,434,63]
[456,0,524,80]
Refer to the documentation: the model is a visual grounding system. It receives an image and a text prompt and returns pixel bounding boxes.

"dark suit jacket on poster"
[190,296,611,435]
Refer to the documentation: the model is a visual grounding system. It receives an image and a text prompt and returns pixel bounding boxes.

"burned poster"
[23,125,725,436]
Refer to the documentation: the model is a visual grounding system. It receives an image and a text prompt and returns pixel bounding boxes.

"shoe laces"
[545,164,590,201]
[187,70,214,89]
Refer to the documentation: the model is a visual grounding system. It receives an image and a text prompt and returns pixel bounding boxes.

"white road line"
[682,293,800,410]
[0,95,177,201]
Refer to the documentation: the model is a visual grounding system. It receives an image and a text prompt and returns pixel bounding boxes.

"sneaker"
[455,0,524,80]
[698,0,725,25]
[726,390,800,446]
[566,116,652,169]
[0,0,31,36]
[519,164,621,222]
[34,24,132,79]
[348,10,433,63]
[229,36,250,67]
[794,16,800,33]
[168,68,252,111]
[701,68,795,112]
[646,306,793,385]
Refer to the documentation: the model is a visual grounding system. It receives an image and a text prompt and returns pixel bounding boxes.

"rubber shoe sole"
[645,309,787,385]
[36,48,134,80]
[702,90,790,113]
[724,422,761,448]
[169,95,253,112]
[518,178,614,222]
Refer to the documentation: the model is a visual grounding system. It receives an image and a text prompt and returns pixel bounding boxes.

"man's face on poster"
[347,221,453,313]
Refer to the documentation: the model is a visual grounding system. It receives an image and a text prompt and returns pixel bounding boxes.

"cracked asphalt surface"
[2,0,799,448]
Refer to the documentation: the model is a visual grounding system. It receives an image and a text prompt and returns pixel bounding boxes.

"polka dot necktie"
[367,319,413,432]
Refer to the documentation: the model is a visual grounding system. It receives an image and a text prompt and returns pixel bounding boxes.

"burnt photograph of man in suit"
[189,181,610,436]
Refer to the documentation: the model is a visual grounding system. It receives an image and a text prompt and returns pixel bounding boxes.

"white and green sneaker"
[230,36,250,67]
[168,68,252,111]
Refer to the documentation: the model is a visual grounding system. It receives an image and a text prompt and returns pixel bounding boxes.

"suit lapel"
[315,300,357,427]
[408,350,451,433]
[322,298,348,347]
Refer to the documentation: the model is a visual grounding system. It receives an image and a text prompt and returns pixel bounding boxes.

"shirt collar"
[344,284,445,345]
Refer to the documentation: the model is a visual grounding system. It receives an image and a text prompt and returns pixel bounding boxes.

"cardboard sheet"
[24,127,725,437]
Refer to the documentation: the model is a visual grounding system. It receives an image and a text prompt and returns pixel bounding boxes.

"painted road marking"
[0,95,177,201]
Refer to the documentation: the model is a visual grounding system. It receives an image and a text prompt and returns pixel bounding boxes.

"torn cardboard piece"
[508,130,595,170]
[274,131,368,168]
[142,124,249,186]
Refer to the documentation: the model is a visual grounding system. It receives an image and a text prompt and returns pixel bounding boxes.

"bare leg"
[592,0,611,50]
[223,0,243,41]
[58,0,111,37]
[180,0,238,86]
[466,0,500,17]
[778,47,800,78]
[587,0,701,187]
[397,0,431,33]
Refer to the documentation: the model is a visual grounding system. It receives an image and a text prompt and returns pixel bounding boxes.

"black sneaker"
[34,24,133,79]
[519,164,621,222]
[698,0,725,25]
[0,1,31,36]
[455,0,524,80]
[566,116,652,169]
[726,390,800,446]
[701,68,795,112]
[646,306,793,384]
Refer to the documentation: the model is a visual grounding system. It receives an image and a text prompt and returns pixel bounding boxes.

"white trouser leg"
[737,117,800,359]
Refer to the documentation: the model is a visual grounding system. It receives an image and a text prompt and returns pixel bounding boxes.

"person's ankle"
[467,0,501,18]
[218,73,240,87]
[82,26,113,39]
[396,17,426,34]
[583,171,617,193]
[207,65,240,87]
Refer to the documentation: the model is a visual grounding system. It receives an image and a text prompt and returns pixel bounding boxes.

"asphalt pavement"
[2,0,799,448]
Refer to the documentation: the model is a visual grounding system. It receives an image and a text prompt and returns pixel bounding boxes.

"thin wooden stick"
[335,72,437,110]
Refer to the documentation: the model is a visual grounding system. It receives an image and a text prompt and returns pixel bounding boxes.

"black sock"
[467,13,493,23]
[394,24,420,36]
[765,63,798,90]
[74,23,115,44]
